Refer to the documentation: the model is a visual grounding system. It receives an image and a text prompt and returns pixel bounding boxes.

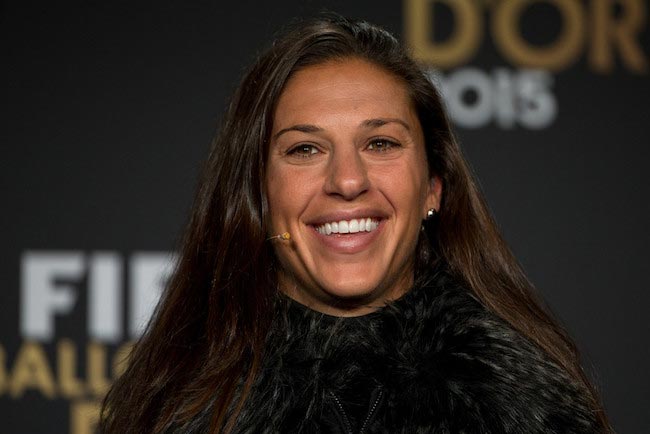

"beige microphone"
[267,232,291,241]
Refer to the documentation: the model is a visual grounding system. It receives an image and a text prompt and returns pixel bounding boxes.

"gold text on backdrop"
[405,0,648,73]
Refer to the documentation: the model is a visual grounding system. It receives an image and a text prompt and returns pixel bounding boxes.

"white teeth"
[315,217,379,235]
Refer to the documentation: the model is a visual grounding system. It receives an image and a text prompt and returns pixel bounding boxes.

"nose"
[324,147,370,200]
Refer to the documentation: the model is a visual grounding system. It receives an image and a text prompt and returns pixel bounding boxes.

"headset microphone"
[267,232,291,241]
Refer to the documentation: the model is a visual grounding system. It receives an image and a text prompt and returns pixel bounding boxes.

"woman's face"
[266,58,442,316]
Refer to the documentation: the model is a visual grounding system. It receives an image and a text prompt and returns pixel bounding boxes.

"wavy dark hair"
[101,15,610,433]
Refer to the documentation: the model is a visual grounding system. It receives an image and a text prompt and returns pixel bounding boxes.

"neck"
[277,270,414,318]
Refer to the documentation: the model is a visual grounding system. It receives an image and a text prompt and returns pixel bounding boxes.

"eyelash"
[286,138,400,159]
[367,138,399,152]
[287,144,320,158]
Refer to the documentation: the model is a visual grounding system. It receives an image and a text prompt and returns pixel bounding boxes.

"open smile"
[314,217,380,235]
[307,218,385,254]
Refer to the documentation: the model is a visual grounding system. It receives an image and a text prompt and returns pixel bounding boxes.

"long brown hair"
[101,15,610,433]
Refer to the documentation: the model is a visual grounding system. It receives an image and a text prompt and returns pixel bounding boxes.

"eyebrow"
[361,118,411,131]
[272,117,411,140]
[273,124,324,140]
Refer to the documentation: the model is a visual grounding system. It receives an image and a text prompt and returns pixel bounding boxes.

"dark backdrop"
[2,1,649,433]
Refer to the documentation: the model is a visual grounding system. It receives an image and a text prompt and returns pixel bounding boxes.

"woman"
[101,15,611,433]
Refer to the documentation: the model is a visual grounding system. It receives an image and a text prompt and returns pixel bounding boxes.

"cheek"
[266,178,286,227]
[266,167,311,226]
[382,163,429,217]
[411,157,432,214]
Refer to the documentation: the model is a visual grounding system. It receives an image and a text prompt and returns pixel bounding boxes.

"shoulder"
[380,270,601,433]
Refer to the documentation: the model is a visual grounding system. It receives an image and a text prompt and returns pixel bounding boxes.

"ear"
[423,175,443,217]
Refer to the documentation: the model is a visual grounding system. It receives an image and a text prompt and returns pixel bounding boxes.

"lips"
[304,210,386,254]
[315,217,380,235]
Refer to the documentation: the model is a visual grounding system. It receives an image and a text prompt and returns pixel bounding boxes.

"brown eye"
[288,144,319,158]
[367,139,398,152]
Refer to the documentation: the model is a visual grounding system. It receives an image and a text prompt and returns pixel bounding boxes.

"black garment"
[184,268,602,433]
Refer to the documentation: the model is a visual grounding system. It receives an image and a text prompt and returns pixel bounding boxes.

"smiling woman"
[267,59,440,315]
[100,15,612,434]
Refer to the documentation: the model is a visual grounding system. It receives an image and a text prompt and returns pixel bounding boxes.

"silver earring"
[426,208,437,219]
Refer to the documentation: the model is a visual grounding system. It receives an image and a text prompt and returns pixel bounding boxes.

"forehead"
[273,58,416,127]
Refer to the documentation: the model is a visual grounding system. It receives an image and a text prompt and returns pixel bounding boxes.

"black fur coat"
[184,269,602,433]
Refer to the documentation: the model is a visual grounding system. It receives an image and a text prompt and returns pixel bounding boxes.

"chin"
[318,275,384,301]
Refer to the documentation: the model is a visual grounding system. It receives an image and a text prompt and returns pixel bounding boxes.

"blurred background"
[1,1,649,432]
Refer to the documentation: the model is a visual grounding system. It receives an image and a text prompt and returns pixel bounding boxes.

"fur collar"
[187,269,600,433]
